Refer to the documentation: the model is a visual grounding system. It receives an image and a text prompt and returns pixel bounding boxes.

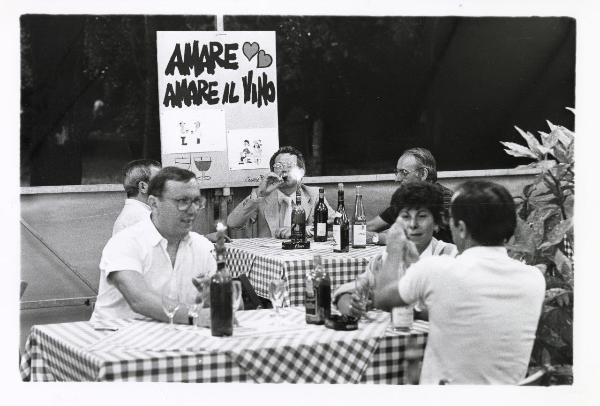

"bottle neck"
[354,194,364,217]
[337,191,344,208]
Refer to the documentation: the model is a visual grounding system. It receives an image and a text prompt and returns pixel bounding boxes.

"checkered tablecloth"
[20,308,428,383]
[226,238,385,306]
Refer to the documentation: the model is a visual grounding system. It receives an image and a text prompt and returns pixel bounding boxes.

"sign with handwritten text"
[156,31,279,187]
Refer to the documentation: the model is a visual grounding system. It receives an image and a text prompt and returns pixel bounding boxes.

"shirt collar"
[125,198,151,211]
[418,239,435,258]
[138,216,192,247]
[277,189,295,205]
[459,246,508,258]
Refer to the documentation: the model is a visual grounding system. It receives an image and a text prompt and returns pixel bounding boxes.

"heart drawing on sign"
[257,50,273,68]
[242,42,260,61]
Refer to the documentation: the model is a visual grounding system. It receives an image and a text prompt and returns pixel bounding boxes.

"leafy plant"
[501,109,574,384]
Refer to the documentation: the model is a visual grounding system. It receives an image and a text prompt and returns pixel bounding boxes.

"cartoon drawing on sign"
[239,139,252,164]
[242,41,273,68]
[252,139,263,165]
[194,154,212,180]
[179,120,202,146]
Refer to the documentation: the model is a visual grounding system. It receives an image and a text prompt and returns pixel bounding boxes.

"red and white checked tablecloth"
[225,238,385,306]
[20,308,428,383]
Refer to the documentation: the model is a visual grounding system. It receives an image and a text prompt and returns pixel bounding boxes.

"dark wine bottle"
[315,261,331,322]
[333,183,350,253]
[210,229,233,337]
[291,190,306,243]
[305,254,321,324]
[313,187,328,242]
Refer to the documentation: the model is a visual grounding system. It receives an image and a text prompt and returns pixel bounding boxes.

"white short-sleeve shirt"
[398,246,545,384]
[92,217,217,321]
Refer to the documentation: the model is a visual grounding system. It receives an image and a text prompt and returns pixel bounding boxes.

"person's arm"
[227,190,262,229]
[109,270,194,324]
[367,216,390,232]
[373,217,420,310]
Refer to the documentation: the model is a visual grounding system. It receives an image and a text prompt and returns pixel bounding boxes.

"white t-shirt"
[112,198,152,235]
[92,217,217,322]
[398,246,545,384]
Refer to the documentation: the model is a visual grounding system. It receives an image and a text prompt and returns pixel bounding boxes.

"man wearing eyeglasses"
[91,167,216,324]
[228,146,335,238]
[367,147,453,244]
[112,159,162,235]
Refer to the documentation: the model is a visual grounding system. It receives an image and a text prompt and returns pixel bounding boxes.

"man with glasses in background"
[367,147,454,244]
[91,167,216,324]
[228,146,335,238]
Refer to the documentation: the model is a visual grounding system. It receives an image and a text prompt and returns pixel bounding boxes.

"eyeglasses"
[394,167,422,178]
[273,162,297,171]
[164,196,206,211]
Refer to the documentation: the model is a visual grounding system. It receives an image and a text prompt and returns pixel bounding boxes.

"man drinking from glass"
[228,146,335,238]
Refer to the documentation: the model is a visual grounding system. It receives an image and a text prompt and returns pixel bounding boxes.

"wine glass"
[185,281,204,329]
[268,277,286,318]
[354,273,372,321]
[161,276,180,329]
[231,280,242,326]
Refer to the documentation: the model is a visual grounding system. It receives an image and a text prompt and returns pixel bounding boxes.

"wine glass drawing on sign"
[194,154,212,180]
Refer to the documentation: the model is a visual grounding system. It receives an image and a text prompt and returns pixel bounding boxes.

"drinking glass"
[354,273,372,321]
[185,283,204,329]
[268,277,286,317]
[231,280,242,326]
[161,276,180,329]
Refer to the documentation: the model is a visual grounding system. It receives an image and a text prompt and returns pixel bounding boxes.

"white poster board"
[156,31,279,187]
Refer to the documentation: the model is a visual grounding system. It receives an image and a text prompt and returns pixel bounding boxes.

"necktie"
[280,196,292,228]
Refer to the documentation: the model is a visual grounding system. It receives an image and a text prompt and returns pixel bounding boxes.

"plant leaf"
[515,126,551,157]
[500,141,538,159]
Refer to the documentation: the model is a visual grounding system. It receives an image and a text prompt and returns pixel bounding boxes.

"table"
[20,307,428,383]
[225,238,385,306]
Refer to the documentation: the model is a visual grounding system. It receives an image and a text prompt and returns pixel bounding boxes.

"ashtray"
[282,240,311,250]
[325,314,358,331]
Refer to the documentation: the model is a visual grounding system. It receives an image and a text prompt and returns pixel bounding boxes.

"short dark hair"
[390,181,444,225]
[148,166,197,198]
[269,146,306,171]
[122,159,161,198]
[450,180,516,246]
[403,147,437,182]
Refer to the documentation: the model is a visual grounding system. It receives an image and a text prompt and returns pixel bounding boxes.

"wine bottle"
[333,183,349,253]
[210,227,233,337]
[313,187,328,242]
[315,260,331,322]
[305,254,321,324]
[291,190,306,243]
[352,185,367,248]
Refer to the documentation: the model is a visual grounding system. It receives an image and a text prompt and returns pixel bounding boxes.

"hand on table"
[337,292,368,319]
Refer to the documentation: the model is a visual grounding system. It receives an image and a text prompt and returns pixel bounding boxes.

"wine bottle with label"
[333,183,349,252]
[291,190,306,243]
[305,254,321,324]
[210,227,233,337]
[315,257,331,323]
[352,185,367,248]
[313,188,328,242]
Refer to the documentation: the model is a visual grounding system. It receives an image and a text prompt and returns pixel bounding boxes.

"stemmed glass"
[268,277,286,318]
[354,273,372,321]
[231,280,242,326]
[161,276,180,329]
[185,280,205,329]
